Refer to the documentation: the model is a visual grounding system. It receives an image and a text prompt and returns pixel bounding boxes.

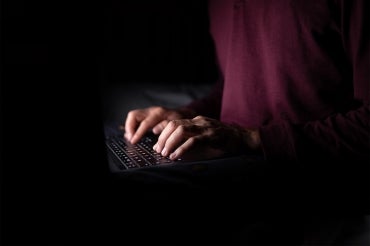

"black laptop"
[104,121,264,173]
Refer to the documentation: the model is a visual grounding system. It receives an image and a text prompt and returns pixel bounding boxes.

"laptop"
[105,123,171,171]
[104,121,264,173]
[101,82,265,173]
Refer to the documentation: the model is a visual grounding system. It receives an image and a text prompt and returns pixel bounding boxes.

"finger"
[154,120,179,154]
[124,111,140,141]
[130,118,155,144]
[160,125,188,157]
[169,136,201,160]
[152,120,169,135]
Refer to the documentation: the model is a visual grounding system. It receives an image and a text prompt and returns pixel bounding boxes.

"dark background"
[102,0,217,85]
[2,1,370,246]
[1,0,218,245]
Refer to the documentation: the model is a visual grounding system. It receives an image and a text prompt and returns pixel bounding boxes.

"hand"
[153,116,261,161]
[124,106,196,144]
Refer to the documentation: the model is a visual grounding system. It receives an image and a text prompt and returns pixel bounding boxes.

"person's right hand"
[124,106,196,144]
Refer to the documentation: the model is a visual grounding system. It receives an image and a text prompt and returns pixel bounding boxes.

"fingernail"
[161,148,167,156]
[169,153,176,160]
[156,145,163,153]
[130,135,137,144]
[153,143,158,151]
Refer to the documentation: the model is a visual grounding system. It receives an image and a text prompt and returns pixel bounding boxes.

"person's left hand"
[153,115,261,161]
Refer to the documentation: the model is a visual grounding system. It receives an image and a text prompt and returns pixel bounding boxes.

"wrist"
[230,124,262,154]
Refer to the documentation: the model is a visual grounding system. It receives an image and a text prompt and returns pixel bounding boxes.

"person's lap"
[103,156,305,245]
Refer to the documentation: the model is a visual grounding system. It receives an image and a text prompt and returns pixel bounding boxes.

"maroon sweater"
[186,0,369,162]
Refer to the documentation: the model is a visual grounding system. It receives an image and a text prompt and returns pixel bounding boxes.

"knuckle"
[193,115,203,120]
[206,128,215,135]
[152,106,165,114]
[168,120,177,129]
[127,110,136,118]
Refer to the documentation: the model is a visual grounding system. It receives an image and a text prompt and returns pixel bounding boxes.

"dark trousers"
[100,156,305,245]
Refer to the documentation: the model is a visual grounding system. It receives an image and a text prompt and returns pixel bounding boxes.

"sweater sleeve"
[259,0,370,163]
[183,79,224,119]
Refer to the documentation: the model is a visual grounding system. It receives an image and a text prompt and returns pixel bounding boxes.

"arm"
[259,0,370,163]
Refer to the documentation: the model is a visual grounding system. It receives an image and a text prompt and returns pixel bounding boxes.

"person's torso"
[209,0,353,127]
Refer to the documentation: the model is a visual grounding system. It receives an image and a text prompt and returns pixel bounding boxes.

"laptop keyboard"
[106,134,173,170]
